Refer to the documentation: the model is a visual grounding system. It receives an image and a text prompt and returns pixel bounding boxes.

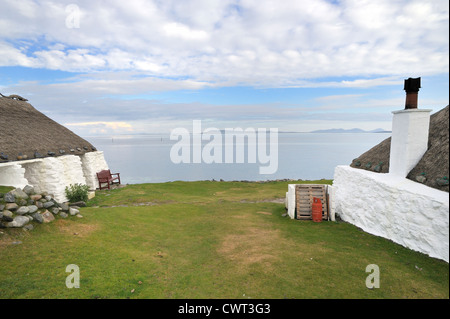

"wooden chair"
[96,169,121,190]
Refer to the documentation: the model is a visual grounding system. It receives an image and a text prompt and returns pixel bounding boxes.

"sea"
[86,132,391,185]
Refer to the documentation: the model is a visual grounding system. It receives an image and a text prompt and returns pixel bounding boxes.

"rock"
[59,212,68,218]
[34,151,43,158]
[4,192,15,203]
[6,216,30,228]
[2,215,13,222]
[2,210,13,218]
[69,208,80,216]
[30,194,42,201]
[70,201,87,207]
[18,199,28,206]
[416,175,427,183]
[23,224,34,231]
[22,185,35,195]
[15,206,30,215]
[5,203,18,211]
[51,207,60,215]
[41,210,55,223]
[36,201,43,209]
[43,201,55,209]
[27,205,38,214]
[76,214,83,218]
[11,188,29,199]
[60,202,70,211]
[0,204,4,211]
[31,212,44,223]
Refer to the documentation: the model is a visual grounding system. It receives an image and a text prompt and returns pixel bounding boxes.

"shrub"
[65,183,90,202]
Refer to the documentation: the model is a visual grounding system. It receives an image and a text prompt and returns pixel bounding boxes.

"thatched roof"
[351,105,449,192]
[0,96,96,163]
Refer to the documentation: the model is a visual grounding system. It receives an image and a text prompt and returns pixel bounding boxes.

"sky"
[0,0,448,136]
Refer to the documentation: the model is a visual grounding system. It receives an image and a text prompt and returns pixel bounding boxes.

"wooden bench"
[96,169,121,190]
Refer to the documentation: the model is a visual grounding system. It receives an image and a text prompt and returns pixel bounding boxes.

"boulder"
[27,205,38,214]
[22,185,35,195]
[69,207,80,216]
[31,212,44,224]
[43,201,55,209]
[6,216,30,228]
[41,210,55,223]
[30,194,42,201]
[15,206,30,215]
[11,188,29,199]
[5,203,18,211]
[4,192,15,203]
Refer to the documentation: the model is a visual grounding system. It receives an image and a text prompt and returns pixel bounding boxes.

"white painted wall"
[80,151,109,190]
[0,162,29,189]
[0,151,110,202]
[389,109,431,177]
[333,165,449,262]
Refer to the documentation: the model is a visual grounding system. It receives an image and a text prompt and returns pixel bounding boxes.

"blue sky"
[0,0,448,136]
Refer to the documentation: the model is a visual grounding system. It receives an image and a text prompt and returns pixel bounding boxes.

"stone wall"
[0,151,109,202]
[0,162,29,189]
[1,185,83,230]
[333,165,449,262]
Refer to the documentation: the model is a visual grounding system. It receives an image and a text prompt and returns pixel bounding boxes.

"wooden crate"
[295,184,328,220]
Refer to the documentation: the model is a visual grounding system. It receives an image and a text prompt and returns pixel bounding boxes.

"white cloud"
[0,0,448,87]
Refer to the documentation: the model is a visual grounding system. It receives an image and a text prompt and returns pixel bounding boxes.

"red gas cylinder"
[312,197,322,222]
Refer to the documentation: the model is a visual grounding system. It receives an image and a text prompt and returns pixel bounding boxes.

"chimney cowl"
[404,77,421,109]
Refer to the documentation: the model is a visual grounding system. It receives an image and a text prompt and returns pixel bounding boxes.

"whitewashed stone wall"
[333,165,449,262]
[0,151,110,202]
[80,151,109,190]
[0,162,29,189]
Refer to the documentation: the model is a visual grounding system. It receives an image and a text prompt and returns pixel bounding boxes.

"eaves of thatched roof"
[0,97,96,163]
[350,105,449,192]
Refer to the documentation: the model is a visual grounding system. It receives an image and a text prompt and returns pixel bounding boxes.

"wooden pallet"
[295,184,328,220]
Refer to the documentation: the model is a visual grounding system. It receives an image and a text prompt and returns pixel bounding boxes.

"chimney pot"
[404,77,421,109]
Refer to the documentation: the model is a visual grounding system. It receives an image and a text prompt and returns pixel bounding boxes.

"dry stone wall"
[1,185,83,230]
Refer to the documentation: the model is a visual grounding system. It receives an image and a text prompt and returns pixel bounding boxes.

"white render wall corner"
[80,151,109,190]
[389,109,432,177]
[333,165,449,262]
[0,162,29,189]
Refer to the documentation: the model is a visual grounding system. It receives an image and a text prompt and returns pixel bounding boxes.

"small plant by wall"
[65,183,90,203]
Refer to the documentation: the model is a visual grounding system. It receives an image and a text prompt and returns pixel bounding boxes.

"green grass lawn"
[0,180,448,299]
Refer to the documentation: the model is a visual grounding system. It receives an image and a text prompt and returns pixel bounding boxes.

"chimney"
[389,77,431,177]
[404,77,421,109]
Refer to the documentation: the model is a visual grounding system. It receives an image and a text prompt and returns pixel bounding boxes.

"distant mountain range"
[310,128,391,133]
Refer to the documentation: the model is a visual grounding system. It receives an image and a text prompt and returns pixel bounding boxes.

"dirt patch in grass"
[55,219,100,238]
[217,225,282,268]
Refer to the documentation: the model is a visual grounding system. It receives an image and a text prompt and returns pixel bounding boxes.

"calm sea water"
[86,133,390,184]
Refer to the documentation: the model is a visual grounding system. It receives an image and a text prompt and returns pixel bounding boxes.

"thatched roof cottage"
[0,95,109,202]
